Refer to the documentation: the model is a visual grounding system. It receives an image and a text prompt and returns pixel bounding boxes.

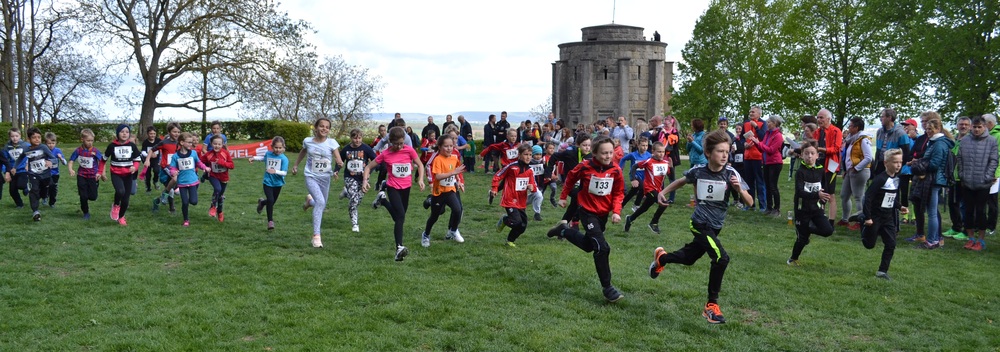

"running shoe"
[603,286,623,303]
[208,206,217,218]
[394,245,408,261]
[989,229,996,236]
[952,232,968,241]
[450,230,464,243]
[875,271,892,281]
[964,239,977,249]
[118,217,127,226]
[534,213,542,221]
[942,229,959,238]
[152,197,160,212]
[847,223,860,231]
[649,247,667,279]
[339,189,347,199]
[905,234,926,243]
[267,221,275,230]
[372,191,386,209]
[183,220,190,227]
[312,235,323,248]
[217,212,224,222]
[631,205,639,212]
[496,215,507,232]
[549,196,558,208]
[787,259,799,267]
[703,303,726,324]
[623,215,633,232]
[32,211,41,222]
[505,241,517,247]
[110,205,120,221]
[303,194,313,211]
[836,220,850,227]
[257,198,265,214]
[352,225,360,233]
[970,240,984,251]
[421,232,431,248]
[488,193,495,205]
[547,222,567,239]
[648,223,660,234]
[83,213,90,220]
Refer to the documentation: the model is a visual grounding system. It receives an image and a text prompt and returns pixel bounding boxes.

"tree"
[77,0,308,132]
[312,55,384,138]
[528,96,551,123]
[0,0,65,128]
[33,28,117,123]
[237,48,317,123]
[907,0,1000,117]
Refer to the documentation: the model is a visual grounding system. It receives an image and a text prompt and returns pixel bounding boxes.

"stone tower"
[552,24,673,128]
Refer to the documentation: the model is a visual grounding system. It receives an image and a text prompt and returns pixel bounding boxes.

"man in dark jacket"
[483,114,497,172]
[421,116,440,141]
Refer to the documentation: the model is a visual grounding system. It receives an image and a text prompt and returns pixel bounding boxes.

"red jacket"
[491,161,537,209]
[813,124,843,172]
[201,148,235,182]
[634,157,670,193]
[480,141,520,166]
[561,160,625,216]
[742,119,765,160]
[757,128,785,165]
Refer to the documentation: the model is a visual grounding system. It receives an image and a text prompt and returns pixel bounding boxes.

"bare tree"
[0,0,65,128]
[313,55,384,138]
[33,36,117,123]
[237,48,317,122]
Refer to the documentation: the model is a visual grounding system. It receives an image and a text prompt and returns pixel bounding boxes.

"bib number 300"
[392,163,411,178]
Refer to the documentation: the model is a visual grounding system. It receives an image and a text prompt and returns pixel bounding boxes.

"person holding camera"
[611,116,634,154]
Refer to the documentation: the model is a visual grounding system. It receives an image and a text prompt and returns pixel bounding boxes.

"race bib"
[515,177,529,191]
[881,192,897,208]
[211,162,227,173]
[588,176,613,196]
[266,158,281,171]
[312,157,331,174]
[391,163,411,178]
[505,148,518,159]
[441,175,457,187]
[78,156,94,169]
[29,159,46,174]
[804,181,822,193]
[734,153,744,163]
[166,154,175,164]
[178,157,194,170]
[114,146,132,160]
[347,159,364,173]
[8,148,22,160]
[652,163,668,176]
[696,179,727,201]
[530,164,543,175]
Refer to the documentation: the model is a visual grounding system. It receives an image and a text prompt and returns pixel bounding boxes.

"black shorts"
[825,171,837,193]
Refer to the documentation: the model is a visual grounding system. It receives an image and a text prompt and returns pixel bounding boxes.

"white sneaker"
[450,230,465,243]
[352,225,360,232]
[394,245,409,261]
[421,232,431,248]
[311,235,323,248]
[372,191,386,209]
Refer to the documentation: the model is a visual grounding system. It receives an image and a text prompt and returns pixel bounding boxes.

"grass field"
[1,145,998,351]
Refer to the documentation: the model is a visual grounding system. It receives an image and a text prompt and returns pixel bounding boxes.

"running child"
[419,130,437,165]
[202,135,234,222]
[5,127,30,207]
[479,128,521,168]
[144,122,181,213]
[648,129,752,323]
[861,148,907,280]
[41,132,66,207]
[336,128,376,233]
[14,127,58,221]
[363,126,425,261]
[0,141,11,201]
[491,143,536,247]
[250,136,288,230]
[201,121,228,182]
[141,126,162,193]
[168,132,211,226]
[421,134,466,247]
[619,136,651,211]
[67,129,104,220]
[623,141,670,233]
[548,133,593,224]
[526,145,546,221]
[292,117,344,248]
[546,136,625,302]
[103,124,142,226]
[787,142,835,265]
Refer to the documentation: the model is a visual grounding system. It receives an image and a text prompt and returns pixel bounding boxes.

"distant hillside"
[370,112,534,124]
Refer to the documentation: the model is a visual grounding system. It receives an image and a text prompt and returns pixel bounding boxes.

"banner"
[226,140,273,159]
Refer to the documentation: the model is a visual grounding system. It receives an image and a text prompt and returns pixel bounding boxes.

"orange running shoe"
[703,302,726,324]
[649,247,667,279]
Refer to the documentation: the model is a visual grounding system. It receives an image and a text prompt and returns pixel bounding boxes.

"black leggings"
[111,173,133,218]
[77,175,99,215]
[39,174,59,205]
[962,187,988,231]
[561,187,581,222]
[426,191,463,234]
[178,185,199,221]
[27,174,50,212]
[381,187,411,247]
[208,176,228,213]
[658,221,729,303]
[622,183,645,207]
[790,211,835,260]
[262,185,282,221]
[764,164,782,211]
[9,172,26,207]
[862,220,897,273]
[560,210,613,288]
[503,207,528,242]
[144,160,160,191]
[630,191,667,224]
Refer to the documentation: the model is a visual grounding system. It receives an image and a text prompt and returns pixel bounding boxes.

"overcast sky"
[280,0,711,115]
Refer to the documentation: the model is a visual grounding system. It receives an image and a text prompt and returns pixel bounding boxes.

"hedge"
[28,120,314,152]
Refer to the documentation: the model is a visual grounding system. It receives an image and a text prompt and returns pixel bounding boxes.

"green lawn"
[1,148,998,350]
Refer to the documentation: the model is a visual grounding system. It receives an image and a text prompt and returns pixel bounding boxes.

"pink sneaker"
[208,206,217,218]
[183,220,190,227]
[267,221,275,230]
[217,212,224,222]
[118,217,127,226]
[110,205,120,221]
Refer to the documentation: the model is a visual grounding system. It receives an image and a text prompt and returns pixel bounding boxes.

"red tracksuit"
[561,159,625,216]
[491,160,537,210]
[201,148,235,182]
[480,141,520,167]
[635,158,670,193]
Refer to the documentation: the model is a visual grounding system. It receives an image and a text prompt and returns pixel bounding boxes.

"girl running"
[787,143,835,265]
[103,124,142,226]
[421,135,466,247]
[292,117,344,248]
[546,136,625,302]
[68,129,104,220]
[363,126,425,261]
[168,132,211,226]
[491,143,537,247]
[202,135,234,222]
[336,129,376,233]
[648,129,752,324]
[250,137,288,230]
[144,122,181,213]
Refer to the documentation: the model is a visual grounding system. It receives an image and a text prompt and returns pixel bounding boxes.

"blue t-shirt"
[50,147,64,175]
[203,133,228,151]
[169,150,203,186]
[261,151,289,188]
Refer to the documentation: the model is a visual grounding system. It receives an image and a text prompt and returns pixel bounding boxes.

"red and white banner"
[226,140,273,158]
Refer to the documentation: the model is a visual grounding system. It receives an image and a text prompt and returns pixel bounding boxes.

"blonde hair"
[883,148,903,161]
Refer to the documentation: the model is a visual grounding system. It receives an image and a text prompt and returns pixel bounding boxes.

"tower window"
[603,68,608,80]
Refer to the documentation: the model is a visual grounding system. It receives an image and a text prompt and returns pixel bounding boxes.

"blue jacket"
[924,134,955,187]
[687,131,707,166]
[619,151,651,180]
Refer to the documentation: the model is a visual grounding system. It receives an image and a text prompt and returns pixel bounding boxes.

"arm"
[219,152,235,169]
[658,177,687,205]
[293,147,307,175]
[413,157,426,191]
[361,159,379,192]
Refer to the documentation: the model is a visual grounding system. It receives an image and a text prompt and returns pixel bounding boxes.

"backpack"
[943,148,957,187]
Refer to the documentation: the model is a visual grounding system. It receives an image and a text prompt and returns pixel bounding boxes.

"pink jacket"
[757,128,785,165]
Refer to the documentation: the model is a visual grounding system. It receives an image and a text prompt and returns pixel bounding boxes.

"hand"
[99,174,107,181]
[455,165,466,173]
[69,169,76,177]
[2,173,8,183]
[248,157,255,164]
[864,219,873,225]
[686,135,694,142]
[418,179,425,191]
[657,191,669,206]
[362,180,370,193]
[611,213,622,224]
[900,206,909,215]
[266,168,276,174]
[557,199,567,208]
[129,166,137,174]
[729,175,741,189]
[144,161,150,168]
[489,190,496,198]
[291,165,298,175]
[332,171,339,181]
[458,183,465,192]
[45,160,53,168]
[631,180,639,188]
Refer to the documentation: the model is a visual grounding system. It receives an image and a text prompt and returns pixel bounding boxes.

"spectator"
[838,117,873,229]
[687,119,707,166]
[422,116,440,141]
[742,106,768,211]
[611,116,635,153]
